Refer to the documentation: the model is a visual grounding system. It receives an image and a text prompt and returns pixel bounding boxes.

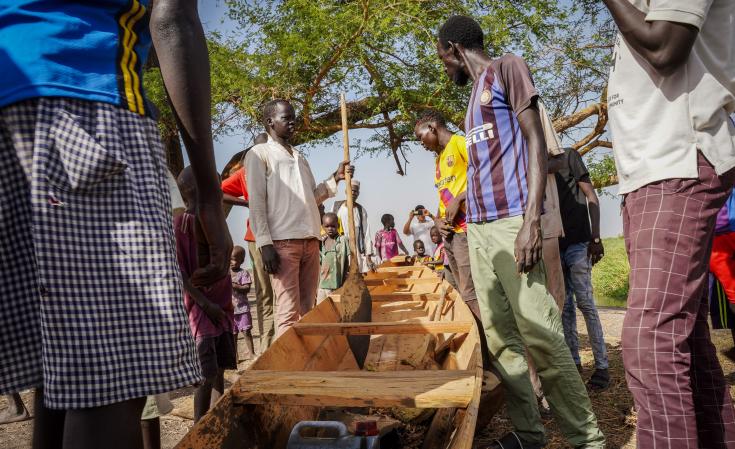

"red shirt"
[221,167,255,242]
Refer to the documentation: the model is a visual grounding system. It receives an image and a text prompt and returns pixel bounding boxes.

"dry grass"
[474,327,735,449]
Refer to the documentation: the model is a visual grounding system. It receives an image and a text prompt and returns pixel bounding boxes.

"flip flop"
[483,432,545,449]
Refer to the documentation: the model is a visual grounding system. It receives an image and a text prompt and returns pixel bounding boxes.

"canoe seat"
[330,293,444,302]
[293,321,473,336]
[230,370,475,408]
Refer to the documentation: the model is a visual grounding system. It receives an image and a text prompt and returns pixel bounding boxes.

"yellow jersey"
[435,134,468,233]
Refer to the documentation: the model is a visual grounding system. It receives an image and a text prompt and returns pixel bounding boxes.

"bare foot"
[0,405,30,424]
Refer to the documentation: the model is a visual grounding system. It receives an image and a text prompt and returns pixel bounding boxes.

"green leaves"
[145,0,615,176]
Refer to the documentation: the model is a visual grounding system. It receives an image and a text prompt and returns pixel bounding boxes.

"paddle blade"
[340,273,372,368]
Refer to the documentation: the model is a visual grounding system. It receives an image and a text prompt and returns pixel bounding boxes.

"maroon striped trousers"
[622,152,735,448]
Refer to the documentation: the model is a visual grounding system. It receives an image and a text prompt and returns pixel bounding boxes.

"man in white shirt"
[402,205,437,255]
[337,180,375,273]
[246,99,352,335]
[604,1,735,446]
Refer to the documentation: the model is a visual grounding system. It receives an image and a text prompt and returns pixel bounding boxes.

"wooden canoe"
[175,258,497,449]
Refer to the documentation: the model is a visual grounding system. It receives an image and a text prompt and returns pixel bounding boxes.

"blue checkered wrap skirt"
[0,98,202,409]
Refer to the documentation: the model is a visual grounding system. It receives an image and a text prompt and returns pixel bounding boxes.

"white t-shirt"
[607,0,735,194]
[410,220,436,255]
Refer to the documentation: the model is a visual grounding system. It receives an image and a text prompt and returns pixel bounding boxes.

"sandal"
[484,432,545,449]
[587,368,610,392]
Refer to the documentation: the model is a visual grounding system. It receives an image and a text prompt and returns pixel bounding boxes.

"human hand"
[514,218,543,274]
[191,199,233,287]
[334,160,355,182]
[588,239,605,265]
[260,244,280,274]
[445,198,462,224]
[438,220,454,238]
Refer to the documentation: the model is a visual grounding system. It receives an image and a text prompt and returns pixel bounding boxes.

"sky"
[195,2,624,260]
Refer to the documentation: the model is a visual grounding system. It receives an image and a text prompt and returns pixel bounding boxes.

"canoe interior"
[174,259,484,449]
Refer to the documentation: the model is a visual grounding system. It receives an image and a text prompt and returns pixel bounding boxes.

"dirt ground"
[3,307,735,449]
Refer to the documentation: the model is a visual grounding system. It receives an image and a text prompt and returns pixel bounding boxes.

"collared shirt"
[608,0,735,194]
[245,138,337,248]
[464,54,539,223]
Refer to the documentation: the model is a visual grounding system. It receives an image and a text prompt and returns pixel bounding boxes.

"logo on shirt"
[466,123,495,147]
[480,89,492,105]
[446,155,455,167]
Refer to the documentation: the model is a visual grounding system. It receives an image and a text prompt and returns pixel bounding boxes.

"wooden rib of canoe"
[175,257,500,449]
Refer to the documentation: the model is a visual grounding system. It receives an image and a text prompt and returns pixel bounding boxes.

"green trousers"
[467,216,604,447]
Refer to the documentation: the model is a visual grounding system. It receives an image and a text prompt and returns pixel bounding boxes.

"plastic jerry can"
[286,421,380,449]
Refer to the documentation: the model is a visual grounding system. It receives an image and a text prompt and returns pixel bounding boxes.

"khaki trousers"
[248,241,275,352]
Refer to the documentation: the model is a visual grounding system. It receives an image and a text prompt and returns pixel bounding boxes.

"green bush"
[591,237,629,307]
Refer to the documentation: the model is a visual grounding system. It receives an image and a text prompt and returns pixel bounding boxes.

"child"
[413,240,432,264]
[176,166,236,422]
[317,213,350,302]
[374,214,409,263]
[231,246,255,362]
[429,226,445,269]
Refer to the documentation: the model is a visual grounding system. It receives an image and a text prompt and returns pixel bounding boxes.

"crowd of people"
[1,1,734,449]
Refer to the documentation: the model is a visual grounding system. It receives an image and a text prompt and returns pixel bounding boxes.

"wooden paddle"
[339,92,372,368]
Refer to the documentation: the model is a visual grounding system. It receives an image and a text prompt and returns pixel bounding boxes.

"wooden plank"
[231,370,475,409]
[293,321,474,336]
[331,293,443,302]
[376,265,429,273]
[381,278,441,286]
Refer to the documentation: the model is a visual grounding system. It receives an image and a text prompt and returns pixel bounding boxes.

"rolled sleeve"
[314,175,338,205]
[646,0,712,29]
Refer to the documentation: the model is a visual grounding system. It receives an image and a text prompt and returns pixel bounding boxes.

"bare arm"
[514,104,546,273]
[232,283,250,293]
[223,193,248,207]
[579,180,605,265]
[602,0,699,77]
[402,212,414,236]
[182,275,225,325]
[398,242,409,255]
[150,0,231,283]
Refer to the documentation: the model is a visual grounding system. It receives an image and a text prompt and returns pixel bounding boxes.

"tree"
[146,0,617,184]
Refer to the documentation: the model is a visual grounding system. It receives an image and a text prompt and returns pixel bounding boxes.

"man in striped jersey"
[436,16,604,449]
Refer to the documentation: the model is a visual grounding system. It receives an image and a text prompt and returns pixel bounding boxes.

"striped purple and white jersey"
[464,54,539,223]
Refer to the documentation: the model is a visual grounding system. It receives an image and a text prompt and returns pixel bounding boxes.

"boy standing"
[221,133,276,353]
[230,246,255,361]
[246,100,353,335]
[436,16,604,448]
[318,213,350,302]
[550,148,609,390]
[176,167,236,423]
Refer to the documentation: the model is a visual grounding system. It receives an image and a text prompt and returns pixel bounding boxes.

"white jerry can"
[286,421,380,449]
